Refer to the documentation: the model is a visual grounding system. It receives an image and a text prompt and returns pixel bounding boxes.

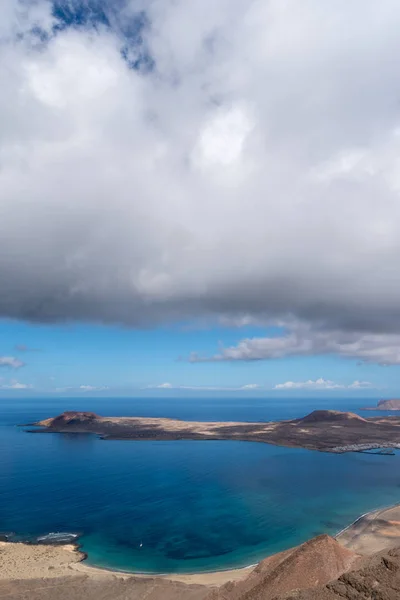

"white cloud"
[348,380,374,389]
[0,357,24,369]
[192,105,254,171]
[79,385,109,392]
[153,382,173,389]
[240,383,260,390]
[273,378,373,390]
[55,385,109,393]
[191,324,400,365]
[144,383,261,391]
[0,379,32,390]
[1,0,400,363]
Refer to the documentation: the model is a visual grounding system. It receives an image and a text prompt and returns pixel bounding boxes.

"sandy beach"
[3,502,400,583]
[336,503,400,555]
[0,535,358,600]
[0,540,253,586]
[2,503,400,599]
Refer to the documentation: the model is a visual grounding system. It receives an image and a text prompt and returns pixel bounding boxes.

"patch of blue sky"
[0,318,398,396]
[51,0,154,71]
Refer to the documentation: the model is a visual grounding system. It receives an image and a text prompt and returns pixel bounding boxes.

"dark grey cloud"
[2,0,400,363]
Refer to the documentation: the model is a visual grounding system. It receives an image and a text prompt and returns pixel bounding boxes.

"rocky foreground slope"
[32,409,400,453]
[284,547,400,600]
[2,536,400,600]
[206,535,359,600]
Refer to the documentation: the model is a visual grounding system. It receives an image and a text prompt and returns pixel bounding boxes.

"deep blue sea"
[1,396,400,574]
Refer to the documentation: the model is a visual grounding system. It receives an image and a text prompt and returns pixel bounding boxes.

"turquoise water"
[1,397,400,573]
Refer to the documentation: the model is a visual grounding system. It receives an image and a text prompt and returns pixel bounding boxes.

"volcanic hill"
[31,409,400,453]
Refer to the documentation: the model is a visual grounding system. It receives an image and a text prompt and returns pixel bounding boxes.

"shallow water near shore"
[1,396,400,573]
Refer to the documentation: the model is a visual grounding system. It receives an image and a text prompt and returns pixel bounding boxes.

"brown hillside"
[206,535,359,600]
[282,546,400,599]
[297,410,367,425]
[38,411,99,427]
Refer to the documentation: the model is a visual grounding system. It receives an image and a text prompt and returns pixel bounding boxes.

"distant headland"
[28,409,400,454]
[361,399,400,411]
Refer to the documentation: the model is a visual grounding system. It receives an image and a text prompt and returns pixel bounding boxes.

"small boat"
[139,542,143,548]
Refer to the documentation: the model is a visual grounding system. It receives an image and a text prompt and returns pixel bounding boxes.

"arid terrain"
[31,409,400,453]
[337,504,400,555]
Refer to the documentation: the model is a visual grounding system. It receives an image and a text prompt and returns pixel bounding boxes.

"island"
[29,409,400,454]
[362,399,400,411]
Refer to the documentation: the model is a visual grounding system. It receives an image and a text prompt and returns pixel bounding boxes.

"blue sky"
[0,318,398,397]
[2,1,400,398]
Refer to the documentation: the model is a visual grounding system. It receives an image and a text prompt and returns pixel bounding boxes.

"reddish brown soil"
[206,535,359,600]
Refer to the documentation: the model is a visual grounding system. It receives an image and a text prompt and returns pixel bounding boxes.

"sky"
[1,0,400,398]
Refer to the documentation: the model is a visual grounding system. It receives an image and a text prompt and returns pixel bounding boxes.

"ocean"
[1,396,400,574]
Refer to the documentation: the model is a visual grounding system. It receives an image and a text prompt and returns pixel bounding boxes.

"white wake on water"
[36,532,80,544]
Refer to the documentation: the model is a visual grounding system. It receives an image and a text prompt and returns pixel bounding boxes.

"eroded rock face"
[37,411,99,428]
